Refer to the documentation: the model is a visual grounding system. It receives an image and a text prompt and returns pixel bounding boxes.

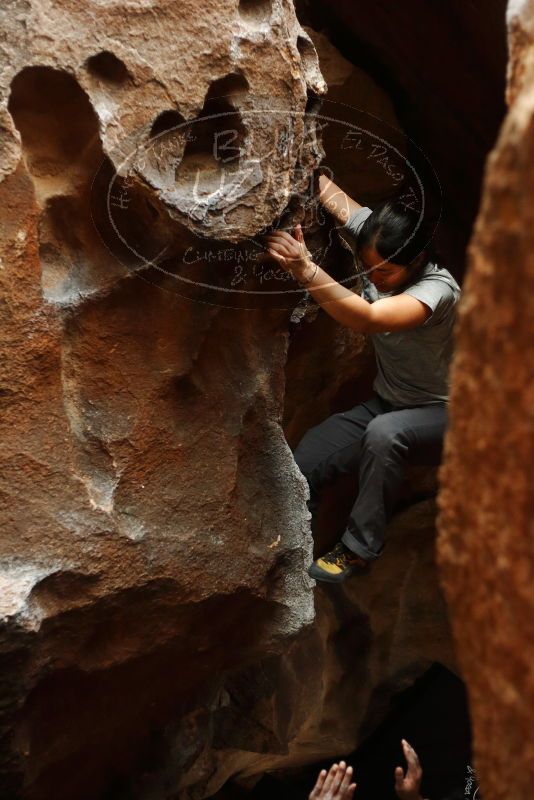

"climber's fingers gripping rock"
[262,224,312,281]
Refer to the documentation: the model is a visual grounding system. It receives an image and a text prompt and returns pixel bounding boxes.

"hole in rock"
[8,66,100,180]
[175,73,249,193]
[9,67,161,301]
[7,67,128,302]
[238,0,272,25]
[150,109,187,139]
[86,51,131,85]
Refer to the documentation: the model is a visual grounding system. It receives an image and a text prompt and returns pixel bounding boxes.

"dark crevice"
[86,51,131,85]
[305,88,322,115]
[294,0,508,277]
[8,66,100,176]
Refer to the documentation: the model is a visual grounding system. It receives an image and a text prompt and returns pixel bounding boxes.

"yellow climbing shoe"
[308,541,369,584]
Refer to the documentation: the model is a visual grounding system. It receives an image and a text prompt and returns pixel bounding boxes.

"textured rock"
[0,2,323,796]
[0,1,457,798]
[437,3,534,800]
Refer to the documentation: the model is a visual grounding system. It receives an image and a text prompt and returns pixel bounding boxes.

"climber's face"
[359,245,418,293]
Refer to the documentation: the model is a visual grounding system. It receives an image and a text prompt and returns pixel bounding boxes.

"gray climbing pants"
[293,390,448,561]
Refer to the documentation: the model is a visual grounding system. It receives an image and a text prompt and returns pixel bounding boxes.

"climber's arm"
[262,226,432,333]
[316,175,362,225]
[362,294,432,332]
[302,267,431,333]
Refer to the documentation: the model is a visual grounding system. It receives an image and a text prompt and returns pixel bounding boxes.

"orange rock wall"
[437,3,534,798]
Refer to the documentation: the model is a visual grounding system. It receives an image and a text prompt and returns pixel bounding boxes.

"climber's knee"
[362,415,407,457]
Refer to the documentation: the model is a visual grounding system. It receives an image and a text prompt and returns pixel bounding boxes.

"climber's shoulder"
[396,261,461,329]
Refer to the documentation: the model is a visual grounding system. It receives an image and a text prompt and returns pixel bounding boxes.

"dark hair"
[356,198,440,272]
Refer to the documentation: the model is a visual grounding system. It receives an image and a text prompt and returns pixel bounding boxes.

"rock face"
[0,0,492,798]
[0,2,323,797]
[437,3,534,800]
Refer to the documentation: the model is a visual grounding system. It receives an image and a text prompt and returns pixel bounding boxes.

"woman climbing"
[263,175,461,584]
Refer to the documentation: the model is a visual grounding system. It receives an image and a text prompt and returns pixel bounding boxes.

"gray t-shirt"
[343,206,461,407]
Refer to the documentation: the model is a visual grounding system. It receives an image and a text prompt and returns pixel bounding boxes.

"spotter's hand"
[394,740,424,800]
[309,761,357,800]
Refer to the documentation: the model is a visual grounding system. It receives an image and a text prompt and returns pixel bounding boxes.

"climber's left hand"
[263,225,314,283]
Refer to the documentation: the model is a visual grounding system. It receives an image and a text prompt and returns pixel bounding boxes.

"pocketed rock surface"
[0,1,464,797]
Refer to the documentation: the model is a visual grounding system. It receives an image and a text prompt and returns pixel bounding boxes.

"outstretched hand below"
[394,739,424,800]
[309,761,357,800]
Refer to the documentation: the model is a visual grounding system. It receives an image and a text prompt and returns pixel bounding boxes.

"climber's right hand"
[309,761,357,800]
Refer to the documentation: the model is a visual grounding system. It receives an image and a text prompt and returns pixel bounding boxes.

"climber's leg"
[341,401,448,562]
[293,392,393,534]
